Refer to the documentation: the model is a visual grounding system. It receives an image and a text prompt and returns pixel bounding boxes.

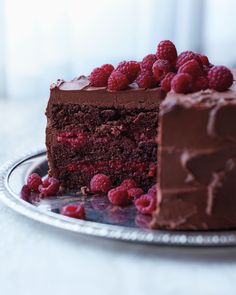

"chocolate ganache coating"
[152,70,236,230]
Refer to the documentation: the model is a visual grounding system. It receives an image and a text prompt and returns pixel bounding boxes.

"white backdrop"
[0,0,236,100]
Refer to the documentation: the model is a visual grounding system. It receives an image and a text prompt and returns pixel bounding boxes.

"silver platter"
[1,149,236,247]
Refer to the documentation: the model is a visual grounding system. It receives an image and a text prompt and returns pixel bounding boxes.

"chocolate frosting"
[47,75,165,112]
[153,70,236,230]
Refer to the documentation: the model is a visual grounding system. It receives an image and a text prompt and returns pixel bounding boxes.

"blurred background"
[0,0,236,101]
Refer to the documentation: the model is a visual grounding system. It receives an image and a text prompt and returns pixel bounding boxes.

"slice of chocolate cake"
[152,71,236,230]
[46,77,164,190]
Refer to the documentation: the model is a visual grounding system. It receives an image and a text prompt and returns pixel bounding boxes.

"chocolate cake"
[46,77,164,191]
[152,71,236,230]
[46,71,236,230]
[45,39,236,230]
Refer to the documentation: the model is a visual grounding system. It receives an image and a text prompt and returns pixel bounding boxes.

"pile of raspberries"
[89,173,157,216]
[23,173,157,220]
[89,40,233,94]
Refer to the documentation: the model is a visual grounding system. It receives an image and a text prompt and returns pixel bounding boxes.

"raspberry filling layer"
[57,131,87,147]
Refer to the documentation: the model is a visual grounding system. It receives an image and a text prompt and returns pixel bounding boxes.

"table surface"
[1,99,236,295]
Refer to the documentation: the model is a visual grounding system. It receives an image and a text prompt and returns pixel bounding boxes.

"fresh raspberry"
[160,72,176,92]
[120,178,137,190]
[176,51,201,69]
[101,64,114,76]
[60,203,85,219]
[156,40,177,64]
[171,73,193,94]
[141,54,157,71]
[27,173,42,192]
[148,184,157,197]
[202,65,211,76]
[136,70,157,88]
[208,66,233,92]
[116,61,140,83]
[127,187,144,200]
[178,59,202,80]
[108,187,129,206]
[42,176,52,187]
[107,70,129,90]
[39,176,60,197]
[135,194,157,215]
[21,185,31,201]
[192,76,209,92]
[90,173,112,193]
[89,67,109,87]
[197,54,210,66]
[152,59,173,81]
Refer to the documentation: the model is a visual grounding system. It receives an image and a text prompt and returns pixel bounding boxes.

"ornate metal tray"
[1,149,236,246]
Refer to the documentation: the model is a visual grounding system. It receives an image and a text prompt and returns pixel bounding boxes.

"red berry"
[192,76,209,92]
[161,72,176,92]
[39,177,60,197]
[135,194,157,215]
[141,54,157,71]
[202,65,211,76]
[127,187,144,200]
[197,54,210,66]
[152,59,173,81]
[107,70,129,90]
[178,59,202,80]
[116,61,140,83]
[108,187,129,206]
[21,185,31,201]
[57,131,87,148]
[60,203,85,219]
[89,67,109,87]
[27,173,42,192]
[171,73,193,94]
[101,64,114,76]
[148,184,157,197]
[120,178,137,190]
[176,51,201,69]
[136,70,157,88]
[90,173,112,193]
[208,66,233,92]
[156,40,177,64]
